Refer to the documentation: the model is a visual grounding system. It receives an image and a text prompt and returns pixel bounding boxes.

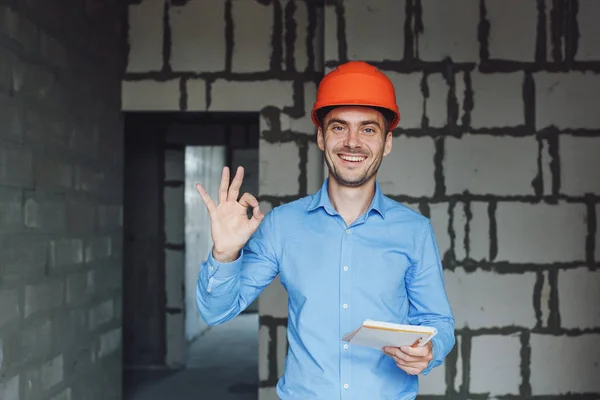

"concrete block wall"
[0,2,125,400]
[123,0,600,398]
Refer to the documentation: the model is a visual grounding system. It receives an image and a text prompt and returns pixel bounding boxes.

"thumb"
[248,205,265,232]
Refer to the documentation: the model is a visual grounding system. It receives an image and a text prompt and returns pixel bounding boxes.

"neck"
[327,176,376,226]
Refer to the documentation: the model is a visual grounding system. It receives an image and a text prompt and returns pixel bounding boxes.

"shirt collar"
[307,178,387,219]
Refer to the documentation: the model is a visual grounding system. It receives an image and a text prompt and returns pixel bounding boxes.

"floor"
[125,313,259,400]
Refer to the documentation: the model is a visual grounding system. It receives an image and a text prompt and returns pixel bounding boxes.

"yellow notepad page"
[342,320,438,350]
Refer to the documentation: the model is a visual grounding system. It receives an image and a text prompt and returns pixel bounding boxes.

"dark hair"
[316,105,395,133]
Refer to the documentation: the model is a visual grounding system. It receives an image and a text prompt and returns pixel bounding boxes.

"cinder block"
[24,194,67,232]
[170,0,226,72]
[258,325,270,381]
[386,72,423,129]
[122,80,181,111]
[2,6,38,51]
[49,239,83,269]
[186,79,207,111]
[343,0,404,61]
[2,235,47,278]
[530,334,600,394]
[126,0,164,72]
[24,279,64,318]
[292,0,309,72]
[324,4,337,62]
[97,328,121,359]
[444,134,537,195]
[50,388,71,400]
[0,375,19,400]
[558,268,600,329]
[66,201,95,233]
[210,80,295,112]
[259,140,300,196]
[0,95,23,142]
[469,72,525,128]
[41,354,63,390]
[89,300,114,331]
[470,334,522,395]
[467,202,489,261]
[258,276,288,318]
[485,0,537,61]
[0,145,33,187]
[97,205,121,230]
[232,1,272,73]
[277,325,287,377]
[535,72,600,129]
[429,202,451,259]
[378,136,436,197]
[85,237,111,263]
[0,187,22,232]
[259,386,278,400]
[418,0,479,62]
[559,136,600,196]
[39,32,68,69]
[444,269,537,329]
[576,0,600,61]
[418,358,446,394]
[495,202,587,263]
[281,82,316,135]
[0,289,19,329]
[66,271,92,305]
[306,141,323,194]
[425,73,448,128]
[21,319,52,363]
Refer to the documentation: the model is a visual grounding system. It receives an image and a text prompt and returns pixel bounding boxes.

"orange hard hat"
[311,61,400,130]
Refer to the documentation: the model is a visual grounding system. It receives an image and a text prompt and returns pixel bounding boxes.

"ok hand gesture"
[195,166,264,263]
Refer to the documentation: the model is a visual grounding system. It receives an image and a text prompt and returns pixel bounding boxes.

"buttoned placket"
[340,226,353,396]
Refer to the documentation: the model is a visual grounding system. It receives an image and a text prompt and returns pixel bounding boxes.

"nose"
[343,127,361,148]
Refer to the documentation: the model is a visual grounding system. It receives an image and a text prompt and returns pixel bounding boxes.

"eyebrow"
[326,119,382,129]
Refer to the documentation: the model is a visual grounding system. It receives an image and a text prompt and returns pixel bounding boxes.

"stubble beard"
[324,146,384,188]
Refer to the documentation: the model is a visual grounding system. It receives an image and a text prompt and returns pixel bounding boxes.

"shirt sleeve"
[196,208,279,326]
[405,219,456,376]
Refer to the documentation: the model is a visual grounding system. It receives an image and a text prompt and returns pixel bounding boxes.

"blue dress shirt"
[196,178,455,399]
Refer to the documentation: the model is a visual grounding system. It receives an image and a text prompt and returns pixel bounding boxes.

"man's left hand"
[382,341,433,375]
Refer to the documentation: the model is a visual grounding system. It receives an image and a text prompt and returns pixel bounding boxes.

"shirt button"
[343,304,348,309]
[343,266,348,271]
[209,266,214,272]
[207,287,212,293]
[343,344,349,349]
[345,229,350,234]
[344,384,349,389]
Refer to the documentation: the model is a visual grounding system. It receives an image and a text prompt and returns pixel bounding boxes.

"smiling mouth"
[338,154,367,163]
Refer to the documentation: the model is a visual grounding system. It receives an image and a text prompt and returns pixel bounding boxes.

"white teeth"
[339,155,366,162]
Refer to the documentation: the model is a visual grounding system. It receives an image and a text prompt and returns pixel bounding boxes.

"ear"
[383,131,392,156]
[317,127,325,151]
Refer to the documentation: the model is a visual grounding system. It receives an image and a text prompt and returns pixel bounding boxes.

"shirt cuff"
[421,335,442,376]
[206,247,244,279]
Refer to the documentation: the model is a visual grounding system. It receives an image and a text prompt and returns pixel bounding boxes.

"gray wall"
[123,0,600,399]
[0,2,125,400]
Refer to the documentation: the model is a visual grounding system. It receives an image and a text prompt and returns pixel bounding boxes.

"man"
[196,61,455,399]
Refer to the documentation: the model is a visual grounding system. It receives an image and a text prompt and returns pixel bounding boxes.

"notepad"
[342,320,437,350]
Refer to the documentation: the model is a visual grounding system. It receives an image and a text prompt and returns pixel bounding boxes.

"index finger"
[196,183,217,214]
[399,344,430,357]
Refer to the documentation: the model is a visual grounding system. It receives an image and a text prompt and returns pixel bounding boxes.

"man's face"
[317,106,393,188]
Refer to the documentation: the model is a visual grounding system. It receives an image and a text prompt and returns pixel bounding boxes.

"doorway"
[123,112,260,399]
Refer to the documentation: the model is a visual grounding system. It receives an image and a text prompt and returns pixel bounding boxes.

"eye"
[363,127,377,134]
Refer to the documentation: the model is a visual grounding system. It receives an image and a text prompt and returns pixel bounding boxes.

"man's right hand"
[195,166,264,263]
